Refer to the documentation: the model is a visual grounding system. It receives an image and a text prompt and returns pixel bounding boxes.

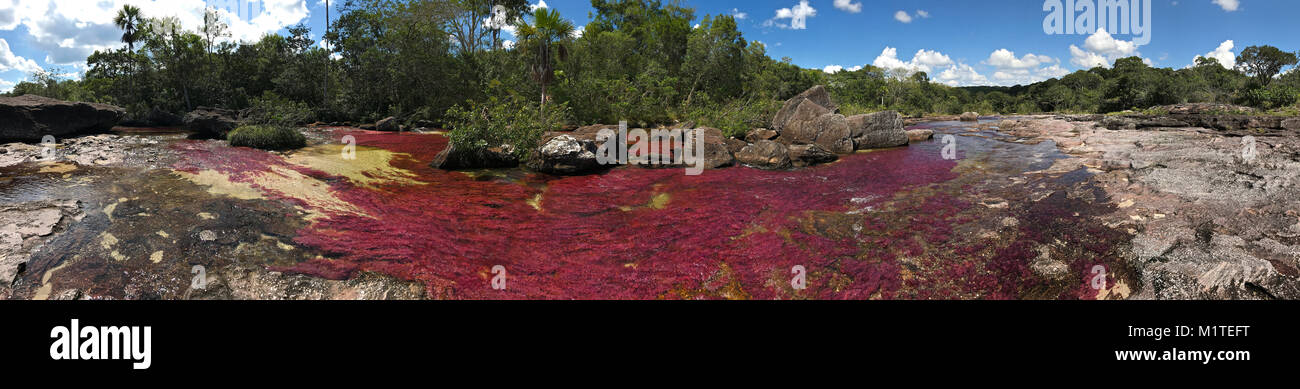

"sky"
[2,0,1298,92]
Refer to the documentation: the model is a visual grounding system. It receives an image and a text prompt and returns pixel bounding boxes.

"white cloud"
[872,47,952,74]
[833,0,862,13]
[916,10,930,18]
[502,40,515,50]
[936,63,989,86]
[1194,40,1236,69]
[1212,0,1240,12]
[823,65,843,74]
[0,0,310,68]
[0,38,42,74]
[571,25,584,38]
[894,10,912,23]
[769,0,817,30]
[1069,29,1145,68]
[531,0,548,11]
[0,78,14,93]
[984,49,1066,85]
[731,8,748,20]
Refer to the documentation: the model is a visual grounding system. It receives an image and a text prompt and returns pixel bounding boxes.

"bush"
[227,125,307,151]
[445,91,569,160]
[243,92,313,127]
[681,97,781,138]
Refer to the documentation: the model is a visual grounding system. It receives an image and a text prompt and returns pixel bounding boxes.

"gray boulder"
[1283,118,1300,131]
[787,144,838,167]
[528,134,606,175]
[771,85,838,132]
[846,111,907,149]
[376,116,400,132]
[430,142,519,170]
[960,112,980,122]
[0,95,124,142]
[735,140,791,170]
[183,107,240,138]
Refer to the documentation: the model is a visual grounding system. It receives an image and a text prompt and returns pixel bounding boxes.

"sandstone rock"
[906,129,934,142]
[846,111,907,149]
[358,123,377,131]
[960,112,980,122]
[725,138,749,155]
[735,140,791,170]
[0,95,125,142]
[693,127,735,169]
[183,107,240,138]
[430,142,519,170]
[145,107,184,127]
[376,116,400,132]
[1282,118,1300,131]
[780,111,854,154]
[772,85,837,132]
[528,134,605,175]
[745,128,779,143]
[786,144,838,167]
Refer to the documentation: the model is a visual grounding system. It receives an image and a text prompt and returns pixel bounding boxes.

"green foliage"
[243,92,314,127]
[445,89,570,159]
[682,97,780,138]
[227,125,307,151]
[1237,45,1299,85]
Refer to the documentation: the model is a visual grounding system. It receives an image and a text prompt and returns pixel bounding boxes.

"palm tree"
[113,5,144,52]
[514,8,574,112]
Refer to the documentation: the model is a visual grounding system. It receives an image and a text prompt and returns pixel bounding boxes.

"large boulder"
[145,107,184,127]
[692,127,735,169]
[1283,118,1300,131]
[786,144,838,167]
[183,107,240,138]
[376,116,400,132]
[906,129,935,143]
[846,111,907,149]
[430,142,519,170]
[959,112,980,122]
[771,85,838,132]
[528,134,606,175]
[0,95,124,142]
[744,128,778,143]
[735,140,791,170]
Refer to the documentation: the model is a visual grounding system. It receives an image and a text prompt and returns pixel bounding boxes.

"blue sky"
[2,0,1298,92]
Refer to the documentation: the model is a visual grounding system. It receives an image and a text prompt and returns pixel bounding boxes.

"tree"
[515,7,574,111]
[1236,45,1298,85]
[113,5,145,52]
[201,6,230,54]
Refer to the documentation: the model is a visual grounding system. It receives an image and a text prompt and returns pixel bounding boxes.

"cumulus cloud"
[894,10,913,23]
[0,0,310,67]
[531,0,548,11]
[731,8,748,20]
[768,0,817,30]
[1194,40,1236,69]
[1069,29,1145,68]
[984,49,1066,85]
[0,78,15,93]
[0,38,42,74]
[1212,0,1240,12]
[935,63,989,86]
[916,10,930,18]
[833,0,862,13]
[872,47,952,74]
[823,65,844,74]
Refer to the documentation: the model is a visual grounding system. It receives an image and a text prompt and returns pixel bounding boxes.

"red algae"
[169,125,1132,300]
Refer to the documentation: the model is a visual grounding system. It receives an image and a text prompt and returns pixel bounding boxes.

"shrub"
[227,125,307,151]
[681,96,781,138]
[243,92,313,127]
[444,91,569,160]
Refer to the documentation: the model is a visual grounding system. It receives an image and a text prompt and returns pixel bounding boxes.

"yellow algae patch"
[285,144,424,188]
[150,250,164,263]
[1097,279,1132,300]
[528,193,544,211]
[110,251,127,261]
[277,241,295,251]
[175,170,263,200]
[175,167,366,220]
[156,230,170,238]
[198,212,216,220]
[38,162,77,174]
[648,192,671,209]
[100,232,118,250]
[33,259,73,300]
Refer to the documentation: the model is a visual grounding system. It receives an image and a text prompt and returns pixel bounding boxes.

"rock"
[1280,118,1300,131]
[183,107,240,138]
[359,123,377,131]
[0,95,125,142]
[771,85,837,132]
[430,142,519,170]
[528,135,605,175]
[786,144,838,167]
[744,128,779,143]
[725,138,749,155]
[376,116,399,132]
[734,140,791,170]
[846,111,908,149]
[960,112,980,122]
[0,199,81,286]
[692,127,735,169]
[779,111,855,154]
[906,129,934,142]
